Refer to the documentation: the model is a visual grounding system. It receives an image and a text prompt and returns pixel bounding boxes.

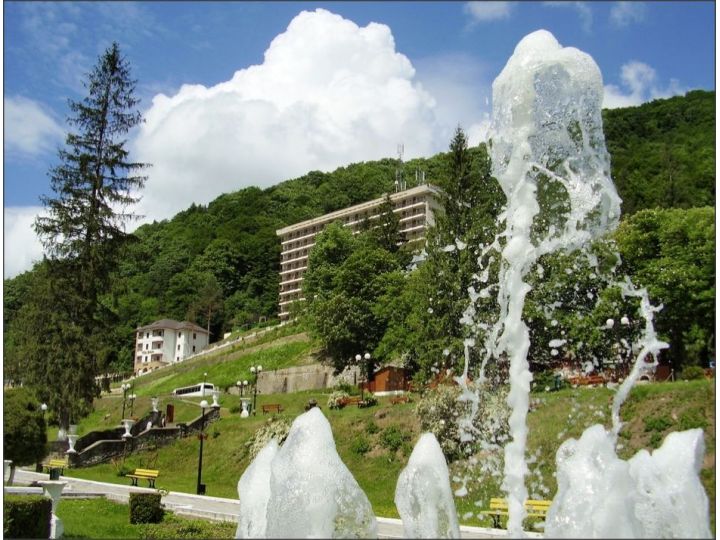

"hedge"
[4,494,51,539]
[129,492,164,524]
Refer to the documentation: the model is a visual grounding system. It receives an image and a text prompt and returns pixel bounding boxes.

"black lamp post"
[356,353,371,401]
[196,399,208,495]
[250,365,262,415]
[129,393,137,418]
[121,383,131,418]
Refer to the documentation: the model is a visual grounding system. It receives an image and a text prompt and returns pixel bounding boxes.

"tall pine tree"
[13,42,148,429]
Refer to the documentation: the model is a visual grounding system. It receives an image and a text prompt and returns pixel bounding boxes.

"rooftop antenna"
[395,144,405,191]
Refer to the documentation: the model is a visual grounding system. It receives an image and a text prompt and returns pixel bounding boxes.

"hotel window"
[193,333,197,340]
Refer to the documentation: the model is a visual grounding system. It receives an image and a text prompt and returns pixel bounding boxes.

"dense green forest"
[4,90,715,375]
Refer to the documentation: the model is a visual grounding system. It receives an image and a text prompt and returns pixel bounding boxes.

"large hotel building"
[275,184,441,320]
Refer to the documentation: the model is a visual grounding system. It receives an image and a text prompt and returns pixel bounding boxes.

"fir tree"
[17,42,148,428]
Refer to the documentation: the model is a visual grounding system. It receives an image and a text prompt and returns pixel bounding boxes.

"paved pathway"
[15,469,539,539]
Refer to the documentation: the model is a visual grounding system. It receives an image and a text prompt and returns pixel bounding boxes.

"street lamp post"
[356,353,371,401]
[121,383,131,419]
[129,393,137,418]
[196,400,208,495]
[250,365,262,415]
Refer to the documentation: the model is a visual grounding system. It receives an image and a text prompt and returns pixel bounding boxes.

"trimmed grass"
[63,380,715,533]
[56,497,236,539]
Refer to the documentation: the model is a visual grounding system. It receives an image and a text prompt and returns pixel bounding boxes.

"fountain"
[235,29,711,539]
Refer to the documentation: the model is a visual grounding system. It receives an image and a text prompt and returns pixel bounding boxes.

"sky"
[3,1,716,278]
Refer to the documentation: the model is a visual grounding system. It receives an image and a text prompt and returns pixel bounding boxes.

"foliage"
[378,130,505,381]
[603,90,715,215]
[531,370,569,393]
[3,387,47,466]
[415,382,511,462]
[243,417,291,460]
[680,366,706,381]
[129,493,164,524]
[140,513,236,539]
[8,43,148,427]
[614,206,715,370]
[350,435,371,456]
[3,495,51,539]
[327,390,350,409]
[379,426,411,453]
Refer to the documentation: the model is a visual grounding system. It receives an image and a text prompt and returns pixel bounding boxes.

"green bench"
[127,468,160,488]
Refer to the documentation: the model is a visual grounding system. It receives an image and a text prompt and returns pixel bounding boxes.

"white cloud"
[544,2,594,33]
[133,9,443,221]
[4,96,65,157]
[610,2,646,27]
[4,207,46,278]
[464,2,513,23]
[603,61,686,109]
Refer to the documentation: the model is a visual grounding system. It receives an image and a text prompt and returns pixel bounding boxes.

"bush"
[380,426,410,453]
[129,493,164,524]
[351,436,371,456]
[327,390,350,409]
[244,417,291,460]
[3,388,47,467]
[229,404,241,414]
[680,365,706,380]
[140,513,236,539]
[365,420,380,435]
[360,396,378,407]
[4,495,51,538]
[334,382,355,395]
[531,370,568,393]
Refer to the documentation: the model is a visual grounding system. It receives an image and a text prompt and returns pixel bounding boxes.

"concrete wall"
[254,364,361,395]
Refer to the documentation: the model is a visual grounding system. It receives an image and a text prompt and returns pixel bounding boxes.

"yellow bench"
[127,468,160,488]
[481,497,551,528]
[43,458,68,475]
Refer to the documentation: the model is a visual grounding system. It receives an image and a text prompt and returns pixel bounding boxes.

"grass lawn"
[56,497,236,539]
[62,380,715,533]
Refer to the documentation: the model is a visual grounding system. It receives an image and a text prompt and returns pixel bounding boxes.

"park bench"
[340,396,366,408]
[261,403,284,414]
[479,497,551,529]
[568,374,606,386]
[127,468,160,488]
[43,458,69,476]
[390,395,410,405]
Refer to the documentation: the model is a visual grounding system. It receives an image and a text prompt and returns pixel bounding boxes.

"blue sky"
[3,1,716,278]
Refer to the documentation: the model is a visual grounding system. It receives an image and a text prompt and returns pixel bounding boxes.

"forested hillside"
[4,90,715,373]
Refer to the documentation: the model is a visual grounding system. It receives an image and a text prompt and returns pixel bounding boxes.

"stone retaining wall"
[251,364,361,395]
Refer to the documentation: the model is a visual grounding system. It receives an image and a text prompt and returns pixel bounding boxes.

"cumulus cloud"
[4,207,46,278]
[4,96,65,158]
[610,2,646,27]
[134,9,442,221]
[464,2,513,23]
[544,2,594,33]
[603,61,686,109]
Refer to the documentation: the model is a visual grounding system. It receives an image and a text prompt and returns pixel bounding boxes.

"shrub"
[531,370,568,393]
[644,415,673,433]
[3,388,47,468]
[327,391,350,409]
[129,493,164,524]
[229,404,241,414]
[4,495,51,539]
[380,426,410,453]
[680,365,706,380]
[415,382,511,462]
[351,435,371,455]
[365,420,380,435]
[139,513,236,539]
[360,396,378,407]
[334,382,355,395]
[244,417,291,460]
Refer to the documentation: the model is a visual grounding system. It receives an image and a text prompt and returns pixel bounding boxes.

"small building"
[134,319,210,375]
[362,365,410,395]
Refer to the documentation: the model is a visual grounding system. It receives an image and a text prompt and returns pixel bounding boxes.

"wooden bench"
[43,458,68,475]
[339,396,367,408]
[390,395,410,405]
[261,403,283,414]
[126,468,160,488]
[568,374,606,386]
[480,497,551,528]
